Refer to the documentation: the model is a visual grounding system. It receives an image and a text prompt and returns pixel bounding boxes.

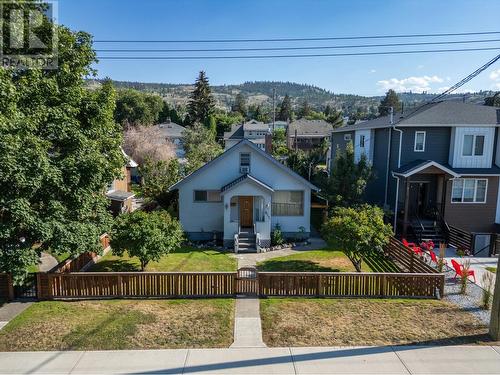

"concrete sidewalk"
[1,345,500,374]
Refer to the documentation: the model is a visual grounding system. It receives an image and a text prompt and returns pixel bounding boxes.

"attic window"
[344,134,352,141]
[240,153,251,173]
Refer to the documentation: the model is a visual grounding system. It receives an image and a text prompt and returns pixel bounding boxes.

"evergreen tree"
[326,109,344,128]
[324,104,332,116]
[278,94,293,121]
[232,92,247,117]
[187,71,215,125]
[485,92,500,107]
[378,89,402,116]
[298,99,312,118]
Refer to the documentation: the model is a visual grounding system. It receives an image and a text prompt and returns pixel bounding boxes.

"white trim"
[450,178,488,204]
[495,179,500,223]
[414,131,426,152]
[221,174,275,195]
[394,161,460,178]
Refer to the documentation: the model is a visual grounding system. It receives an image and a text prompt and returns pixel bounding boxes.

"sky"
[58,0,500,96]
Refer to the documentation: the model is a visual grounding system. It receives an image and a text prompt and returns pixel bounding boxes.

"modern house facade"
[287,119,333,152]
[330,101,500,250]
[224,120,271,151]
[169,139,318,251]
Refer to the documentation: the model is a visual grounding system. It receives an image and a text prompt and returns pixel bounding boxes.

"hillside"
[87,79,495,113]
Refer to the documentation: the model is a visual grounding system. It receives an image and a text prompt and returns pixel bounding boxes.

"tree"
[326,142,373,206]
[297,99,312,118]
[322,205,392,272]
[378,89,402,116]
[139,158,181,210]
[485,92,500,107]
[271,128,288,158]
[0,6,123,280]
[232,92,247,117]
[186,71,215,125]
[214,112,244,140]
[278,94,293,121]
[123,126,176,165]
[111,210,183,271]
[114,89,164,127]
[326,109,344,128]
[183,123,223,173]
[248,104,270,122]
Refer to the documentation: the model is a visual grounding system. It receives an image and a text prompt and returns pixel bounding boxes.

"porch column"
[402,177,410,238]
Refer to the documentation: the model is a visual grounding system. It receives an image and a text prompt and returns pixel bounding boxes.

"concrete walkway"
[0,301,32,330]
[38,252,59,272]
[1,345,500,374]
[230,298,266,348]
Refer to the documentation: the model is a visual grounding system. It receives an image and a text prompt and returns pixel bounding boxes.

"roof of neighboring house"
[393,159,500,177]
[243,120,269,131]
[333,101,500,133]
[220,174,274,194]
[169,139,319,191]
[106,190,135,201]
[156,121,185,138]
[224,124,244,140]
[288,119,333,137]
[120,147,138,168]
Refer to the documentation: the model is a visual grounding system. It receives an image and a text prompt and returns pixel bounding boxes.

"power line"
[93,31,500,43]
[95,38,500,53]
[96,46,500,60]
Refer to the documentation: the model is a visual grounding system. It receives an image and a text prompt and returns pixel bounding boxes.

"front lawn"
[89,246,237,272]
[486,267,497,273]
[260,298,488,347]
[257,249,398,273]
[0,299,234,351]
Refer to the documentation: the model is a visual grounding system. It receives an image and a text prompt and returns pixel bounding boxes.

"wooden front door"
[239,196,253,228]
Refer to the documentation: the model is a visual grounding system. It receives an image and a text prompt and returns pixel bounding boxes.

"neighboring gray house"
[169,139,318,252]
[287,119,333,152]
[224,120,271,151]
[330,100,500,253]
[156,120,186,160]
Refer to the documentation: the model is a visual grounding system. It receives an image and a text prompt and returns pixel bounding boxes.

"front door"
[239,196,253,228]
[409,182,429,217]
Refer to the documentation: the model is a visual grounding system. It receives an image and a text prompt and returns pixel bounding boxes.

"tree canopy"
[232,92,247,117]
[485,92,500,107]
[378,89,402,116]
[114,89,164,128]
[111,210,183,271]
[186,71,215,126]
[183,123,223,173]
[278,94,293,121]
[0,7,123,279]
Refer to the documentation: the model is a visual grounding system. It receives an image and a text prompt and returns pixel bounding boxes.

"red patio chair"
[402,238,417,248]
[451,259,476,283]
[429,250,447,267]
[402,238,422,255]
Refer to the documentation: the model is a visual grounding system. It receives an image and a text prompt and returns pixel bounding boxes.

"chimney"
[265,132,273,154]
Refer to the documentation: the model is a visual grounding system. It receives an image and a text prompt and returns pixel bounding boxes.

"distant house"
[224,120,271,151]
[330,101,500,255]
[156,120,186,160]
[169,139,318,252]
[287,119,333,152]
[106,149,137,216]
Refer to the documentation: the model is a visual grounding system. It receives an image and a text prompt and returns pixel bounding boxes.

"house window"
[451,179,487,203]
[272,191,304,216]
[462,135,485,156]
[240,153,251,173]
[194,190,221,202]
[414,131,426,152]
[359,135,365,148]
[344,134,352,141]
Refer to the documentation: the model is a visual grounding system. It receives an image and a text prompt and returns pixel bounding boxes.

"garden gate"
[13,273,37,299]
[236,267,258,295]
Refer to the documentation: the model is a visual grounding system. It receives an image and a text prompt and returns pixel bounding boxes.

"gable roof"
[169,139,319,191]
[393,160,460,178]
[288,119,333,137]
[333,101,500,133]
[243,120,269,131]
[220,174,274,194]
[156,121,185,138]
[224,124,244,140]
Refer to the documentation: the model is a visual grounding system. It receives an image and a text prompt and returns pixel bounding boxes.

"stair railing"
[256,233,261,253]
[234,233,239,254]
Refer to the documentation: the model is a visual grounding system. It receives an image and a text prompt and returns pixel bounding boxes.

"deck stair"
[410,219,446,244]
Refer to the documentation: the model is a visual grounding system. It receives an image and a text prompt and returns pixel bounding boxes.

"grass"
[486,267,497,273]
[90,246,237,272]
[260,298,489,347]
[0,299,235,351]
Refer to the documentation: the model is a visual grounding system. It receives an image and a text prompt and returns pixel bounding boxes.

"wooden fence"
[383,237,438,274]
[0,274,13,300]
[259,272,444,298]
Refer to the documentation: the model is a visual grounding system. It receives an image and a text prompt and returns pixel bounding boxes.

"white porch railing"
[234,233,239,254]
[256,233,262,253]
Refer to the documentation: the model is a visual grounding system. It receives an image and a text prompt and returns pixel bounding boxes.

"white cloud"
[369,69,376,73]
[417,65,424,69]
[490,69,500,88]
[376,75,444,93]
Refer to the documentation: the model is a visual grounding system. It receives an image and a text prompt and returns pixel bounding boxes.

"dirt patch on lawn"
[260,298,490,347]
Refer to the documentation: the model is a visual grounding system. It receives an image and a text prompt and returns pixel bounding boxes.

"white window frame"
[193,190,222,203]
[451,178,488,204]
[359,135,365,148]
[414,131,426,152]
[462,134,485,157]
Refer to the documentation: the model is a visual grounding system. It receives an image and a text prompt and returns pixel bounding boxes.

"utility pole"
[489,255,500,340]
[272,88,276,132]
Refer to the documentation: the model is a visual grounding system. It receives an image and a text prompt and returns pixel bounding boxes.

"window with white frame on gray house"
[451,178,487,203]
[414,131,426,152]
[240,152,250,173]
[193,190,222,202]
[271,190,304,216]
[462,135,485,156]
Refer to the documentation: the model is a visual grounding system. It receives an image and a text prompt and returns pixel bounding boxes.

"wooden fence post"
[316,275,322,297]
[410,251,415,273]
[117,274,122,297]
[381,274,386,297]
[7,273,14,301]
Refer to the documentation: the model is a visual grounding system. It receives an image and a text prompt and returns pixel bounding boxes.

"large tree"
[297,99,312,119]
[111,210,183,271]
[0,4,123,280]
[326,109,344,128]
[232,92,247,117]
[183,123,223,173]
[378,89,402,116]
[485,92,500,107]
[325,142,373,206]
[186,71,215,126]
[123,126,176,165]
[114,89,164,128]
[278,94,293,121]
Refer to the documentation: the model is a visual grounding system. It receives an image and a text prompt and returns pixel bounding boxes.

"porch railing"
[234,233,239,254]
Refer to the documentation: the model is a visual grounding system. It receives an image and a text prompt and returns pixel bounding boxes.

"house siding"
[400,127,451,165]
[365,128,390,206]
[444,176,499,232]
